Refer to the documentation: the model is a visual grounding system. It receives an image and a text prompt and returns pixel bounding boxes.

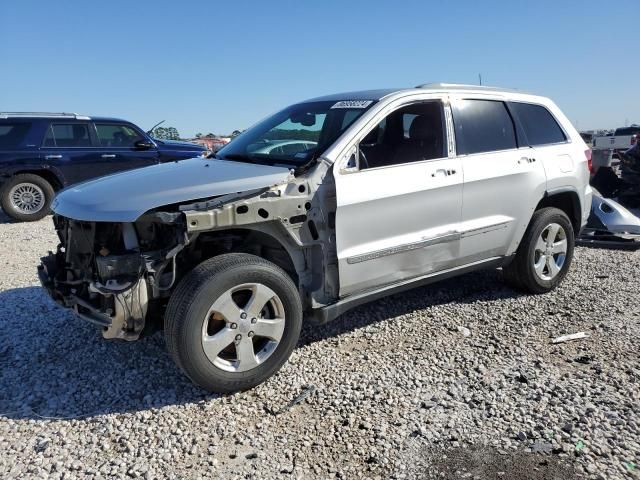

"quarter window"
[510,102,566,146]
[95,124,144,147]
[453,100,517,154]
[0,122,31,148]
[44,124,91,147]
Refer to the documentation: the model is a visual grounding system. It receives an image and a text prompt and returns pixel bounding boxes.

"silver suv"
[39,84,592,392]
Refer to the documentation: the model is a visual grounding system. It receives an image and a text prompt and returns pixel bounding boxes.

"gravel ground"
[1,211,639,480]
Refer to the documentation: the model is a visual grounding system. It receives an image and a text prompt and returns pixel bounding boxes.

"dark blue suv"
[0,113,206,221]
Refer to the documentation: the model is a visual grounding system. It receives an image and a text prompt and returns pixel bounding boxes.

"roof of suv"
[0,112,129,123]
[304,83,530,103]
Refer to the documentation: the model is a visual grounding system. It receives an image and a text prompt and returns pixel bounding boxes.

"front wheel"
[164,253,302,393]
[503,207,575,294]
[1,174,55,222]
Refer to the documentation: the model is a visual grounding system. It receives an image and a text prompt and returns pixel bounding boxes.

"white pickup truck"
[593,126,640,151]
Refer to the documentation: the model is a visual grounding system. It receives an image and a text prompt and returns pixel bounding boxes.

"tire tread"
[503,207,575,294]
[164,253,302,392]
[1,173,55,222]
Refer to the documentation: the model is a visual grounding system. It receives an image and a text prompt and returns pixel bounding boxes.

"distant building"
[185,135,230,151]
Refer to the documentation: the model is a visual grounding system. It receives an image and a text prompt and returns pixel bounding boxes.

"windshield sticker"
[330,100,373,109]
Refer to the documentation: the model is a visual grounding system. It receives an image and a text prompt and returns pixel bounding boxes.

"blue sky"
[1,0,638,136]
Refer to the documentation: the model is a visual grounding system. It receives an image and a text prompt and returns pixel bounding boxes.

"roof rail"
[0,112,91,120]
[415,83,523,93]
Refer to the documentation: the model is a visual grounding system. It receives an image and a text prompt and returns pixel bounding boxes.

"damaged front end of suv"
[39,155,334,336]
[39,211,188,340]
[38,96,378,392]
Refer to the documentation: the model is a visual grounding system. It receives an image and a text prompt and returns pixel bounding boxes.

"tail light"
[585,148,593,174]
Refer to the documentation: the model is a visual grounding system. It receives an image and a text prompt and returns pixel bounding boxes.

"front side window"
[358,101,446,169]
[453,100,517,154]
[95,124,144,147]
[510,102,566,146]
[43,123,91,147]
[0,122,31,148]
[216,100,376,167]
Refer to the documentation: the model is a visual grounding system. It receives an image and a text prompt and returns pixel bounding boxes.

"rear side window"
[614,126,640,136]
[453,100,517,154]
[510,102,566,146]
[95,124,144,147]
[44,124,92,147]
[0,122,31,148]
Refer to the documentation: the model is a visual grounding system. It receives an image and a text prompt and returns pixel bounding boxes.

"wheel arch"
[11,169,64,191]
[189,226,305,288]
[535,189,582,234]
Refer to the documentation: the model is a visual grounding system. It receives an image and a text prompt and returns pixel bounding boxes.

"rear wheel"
[164,253,302,393]
[1,174,55,222]
[503,207,575,294]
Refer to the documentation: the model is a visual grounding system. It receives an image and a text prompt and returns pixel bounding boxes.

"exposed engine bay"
[39,212,187,340]
[38,169,339,341]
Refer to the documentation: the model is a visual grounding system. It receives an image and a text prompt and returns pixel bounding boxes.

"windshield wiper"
[219,153,293,167]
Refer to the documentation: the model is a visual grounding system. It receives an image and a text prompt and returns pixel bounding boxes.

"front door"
[93,123,159,176]
[40,122,103,185]
[334,100,463,296]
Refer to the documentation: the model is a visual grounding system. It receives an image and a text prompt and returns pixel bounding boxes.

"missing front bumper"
[38,252,149,341]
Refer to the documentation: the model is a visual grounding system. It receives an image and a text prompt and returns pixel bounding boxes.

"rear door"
[40,122,103,184]
[93,123,159,175]
[0,120,42,177]
[509,101,587,213]
[334,98,463,296]
[450,97,547,263]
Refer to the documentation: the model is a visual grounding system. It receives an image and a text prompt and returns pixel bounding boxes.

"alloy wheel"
[9,182,45,214]
[532,222,567,281]
[201,283,285,373]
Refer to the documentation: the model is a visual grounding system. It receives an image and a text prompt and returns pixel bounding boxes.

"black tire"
[503,207,575,294]
[0,173,55,222]
[164,253,302,393]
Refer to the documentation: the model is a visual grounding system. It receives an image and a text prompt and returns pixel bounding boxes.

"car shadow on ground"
[0,269,520,421]
[0,209,54,224]
[0,209,13,224]
[300,268,522,346]
[0,286,212,421]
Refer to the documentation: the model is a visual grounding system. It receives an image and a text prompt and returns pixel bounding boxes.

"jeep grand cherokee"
[39,84,592,392]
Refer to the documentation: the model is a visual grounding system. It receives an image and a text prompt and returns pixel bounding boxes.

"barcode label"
[331,100,373,109]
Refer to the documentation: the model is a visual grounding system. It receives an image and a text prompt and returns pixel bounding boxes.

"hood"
[154,138,206,151]
[52,158,292,222]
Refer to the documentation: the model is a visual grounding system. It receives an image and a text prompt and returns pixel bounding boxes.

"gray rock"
[0,215,638,479]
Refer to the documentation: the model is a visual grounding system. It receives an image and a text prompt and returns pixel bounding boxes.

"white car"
[593,126,639,152]
[40,83,592,392]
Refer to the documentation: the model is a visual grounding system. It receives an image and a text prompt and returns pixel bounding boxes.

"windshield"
[216,100,376,167]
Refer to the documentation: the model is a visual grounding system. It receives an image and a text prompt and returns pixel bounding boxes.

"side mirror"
[134,140,154,150]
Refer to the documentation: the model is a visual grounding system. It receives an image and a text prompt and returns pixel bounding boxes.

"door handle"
[431,168,457,177]
[44,155,62,160]
[101,154,116,159]
[518,157,536,164]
